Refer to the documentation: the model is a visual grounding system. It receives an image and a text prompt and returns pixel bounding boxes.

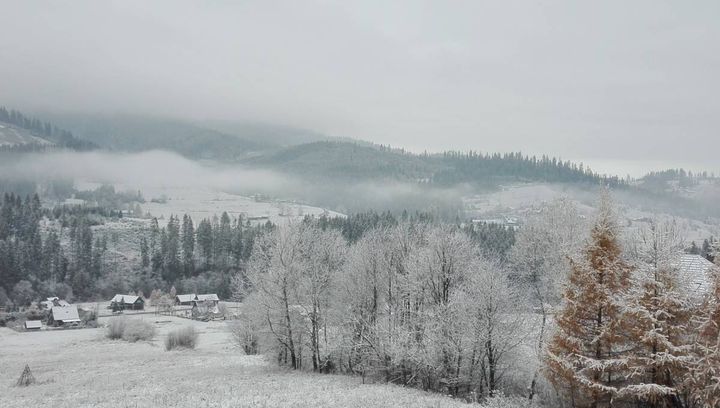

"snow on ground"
[0,315,478,408]
[75,181,344,227]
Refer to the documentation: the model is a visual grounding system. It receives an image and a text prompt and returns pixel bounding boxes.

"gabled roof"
[51,305,80,322]
[176,294,197,303]
[196,294,219,302]
[25,320,42,329]
[111,294,141,304]
[46,297,59,302]
[675,254,717,301]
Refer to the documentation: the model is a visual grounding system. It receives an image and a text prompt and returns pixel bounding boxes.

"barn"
[110,294,145,310]
[49,305,81,326]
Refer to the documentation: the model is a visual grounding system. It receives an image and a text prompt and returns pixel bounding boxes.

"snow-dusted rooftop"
[51,305,80,323]
[111,294,141,304]
[675,254,717,302]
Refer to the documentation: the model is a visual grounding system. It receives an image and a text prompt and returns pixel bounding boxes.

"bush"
[121,320,156,342]
[106,318,156,342]
[165,326,198,351]
[106,318,126,340]
[228,320,259,355]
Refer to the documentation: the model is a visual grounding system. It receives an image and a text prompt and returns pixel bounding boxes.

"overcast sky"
[1,0,718,167]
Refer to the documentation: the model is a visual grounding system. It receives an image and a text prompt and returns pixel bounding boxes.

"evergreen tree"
[545,190,633,407]
[140,236,150,268]
[163,215,181,281]
[621,221,692,407]
[688,266,720,407]
[196,218,213,267]
[181,214,195,276]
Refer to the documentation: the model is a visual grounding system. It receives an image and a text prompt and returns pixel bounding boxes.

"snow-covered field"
[0,315,478,408]
[75,181,344,227]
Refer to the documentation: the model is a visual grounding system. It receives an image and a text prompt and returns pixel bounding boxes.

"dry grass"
[0,316,480,408]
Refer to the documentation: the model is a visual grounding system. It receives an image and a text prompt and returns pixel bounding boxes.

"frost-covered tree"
[688,266,720,407]
[298,226,346,371]
[509,198,586,401]
[462,257,526,397]
[545,190,633,407]
[620,220,692,407]
[239,222,308,369]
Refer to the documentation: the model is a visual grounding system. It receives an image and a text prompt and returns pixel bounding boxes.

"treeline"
[434,151,627,187]
[314,210,515,257]
[0,107,95,150]
[136,213,274,299]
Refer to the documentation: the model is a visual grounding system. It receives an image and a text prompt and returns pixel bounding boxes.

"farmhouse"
[49,305,81,326]
[25,320,42,330]
[110,294,145,310]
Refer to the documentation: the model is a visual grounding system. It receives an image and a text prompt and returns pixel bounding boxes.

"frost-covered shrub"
[106,318,155,342]
[121,320,156,342]
[106,318,126,339]
[228,320,259,355]
[165,326,198,350]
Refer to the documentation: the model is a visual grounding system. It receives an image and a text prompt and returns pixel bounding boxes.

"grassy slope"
[0,316,474,408]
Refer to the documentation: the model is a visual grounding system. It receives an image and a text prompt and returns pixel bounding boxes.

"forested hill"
[0,107,95,151]
[246,141,627,187]
[40,114,272,160]
[5,109,625,187]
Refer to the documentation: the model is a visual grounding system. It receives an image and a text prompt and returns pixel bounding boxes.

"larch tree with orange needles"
[545,190,633,408]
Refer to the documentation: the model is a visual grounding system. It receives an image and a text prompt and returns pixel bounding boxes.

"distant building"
[675,254,717,303]
[40,297,70,310]
[25,320,42,330]
[49,305,81,326]
[110,294,145,311]
[175,294,197,306]
[196,294,219,306]
[176,294,220,307]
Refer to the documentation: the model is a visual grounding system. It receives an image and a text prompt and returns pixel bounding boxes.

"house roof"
[196,294,219,302]
[675,254,717,301]
[25,320,42,329]
[176,294,197,303]
[111,294,141,304]
[51,305,80,322]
